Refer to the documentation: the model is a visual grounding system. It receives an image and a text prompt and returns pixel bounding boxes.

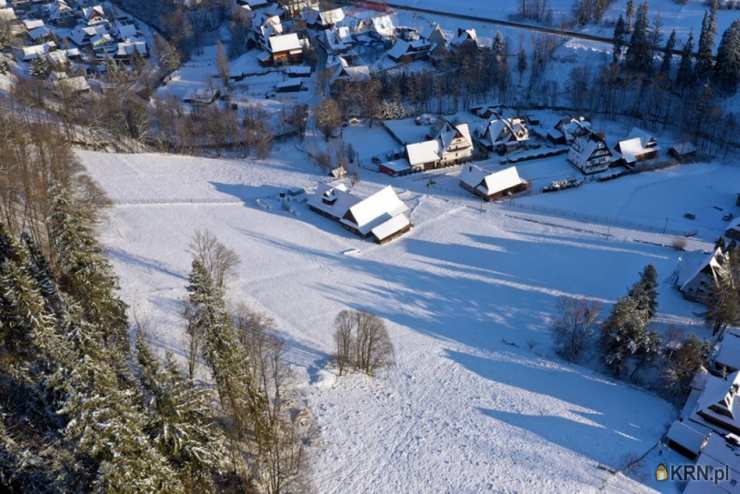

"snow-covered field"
[80,146,740,493]
[390,0,738,48]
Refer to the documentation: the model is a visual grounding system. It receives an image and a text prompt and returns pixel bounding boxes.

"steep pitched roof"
[343,186,409,234]
[269,33,302,53]
[459,165,525,196]
[406,140,441,166]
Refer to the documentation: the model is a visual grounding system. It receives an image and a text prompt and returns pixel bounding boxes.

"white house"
[459,165,528,201]
[402,122,473,173]
[308,184,411,243]
[568,132,615,174]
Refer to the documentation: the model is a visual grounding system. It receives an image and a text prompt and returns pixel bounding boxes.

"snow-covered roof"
[115,22,138,40]
[696,371,740,417]
[616,137,653,164]
[450,28,477,47]
[269,33,302,53]
[387,40,410,61]
[371,15,395,38]
[484,118,529,147]
[307,182,357,220]
[116,40,148,57]
[406,140,440,167]
[697,433,740,478]
[23,19,45,31]
[666,420,708,456]
[627,127,657,148]
[343,186,409,235]
[14,42,56,61]
[459,165,526,197]
[0,0,6,8]
[715,331,740,372]
[82,5,105,19]
[242,0,270,7]
[28,26,51,41]
[371,214,410,242]
[671,142,697,156]
[677,247,725,292]
[319,8,345,26]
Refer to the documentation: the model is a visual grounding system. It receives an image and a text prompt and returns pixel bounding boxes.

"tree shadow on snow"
[447,348,668,474]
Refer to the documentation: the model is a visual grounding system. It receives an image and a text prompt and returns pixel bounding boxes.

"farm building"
[478,117,529,153]
[268,33,304,64]
[676,247,730,304]
[308,184,411,243]
[459,165,528,201]
[567,132,615,174]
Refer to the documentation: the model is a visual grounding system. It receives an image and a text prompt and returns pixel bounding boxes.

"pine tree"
[136,334,227,492]
[696,2,718,80]
[713,20,740,94]
[600,295,657,377]
[517,47,527,83]
[625,2,651,73]
[48,183,129,353]
[660,29,677,77]
[613,15,627,64]
[676,33,695,88]
[629,264,659,318]
[625,0,635,32]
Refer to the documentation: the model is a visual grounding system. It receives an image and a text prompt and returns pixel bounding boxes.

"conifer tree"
[136,334,227,492]
[660,30,677,77]
[676,33,695,88]
[629,264,659,318]
[625,0,635,33]
[713,20,740,94]
[601,295,657,377]
[47,183,129,353]
[613,15,627,64]
[696,2,718,80]
[625,2,651,73]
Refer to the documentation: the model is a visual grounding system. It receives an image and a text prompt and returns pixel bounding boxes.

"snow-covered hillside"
[80,145,740,493]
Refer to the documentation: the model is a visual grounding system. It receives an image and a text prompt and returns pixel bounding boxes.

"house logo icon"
[656,463,668,481]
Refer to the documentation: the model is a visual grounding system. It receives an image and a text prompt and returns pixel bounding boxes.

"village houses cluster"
[1,0,148,94]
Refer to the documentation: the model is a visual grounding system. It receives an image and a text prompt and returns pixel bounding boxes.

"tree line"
[0,121,315,493]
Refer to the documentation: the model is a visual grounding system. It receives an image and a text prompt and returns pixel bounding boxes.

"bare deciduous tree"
[551,297,601,361]
[216,41,230,87]
[315,97,342,141]
[188,229,240,288]
[333,311,355,376]
[332,310,394,376]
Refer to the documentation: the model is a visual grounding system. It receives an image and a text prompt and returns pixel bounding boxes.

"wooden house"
[307,183,411,243]
[268,33,304,65]
[479,117,530,153]
[459,165,528,201]
[676,247,730,304]
[567,132,615,174]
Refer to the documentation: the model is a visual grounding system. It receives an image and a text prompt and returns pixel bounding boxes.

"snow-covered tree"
[659,30,677,78]
[713,20,740,94]
[136,334,227,492]
[613,15,627,63]
[48,183,129,353]
[696,1,718,80]
[629,264,658,318]
[600,294,658,378]
[625,2,651,73]
[676,33,695,88]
